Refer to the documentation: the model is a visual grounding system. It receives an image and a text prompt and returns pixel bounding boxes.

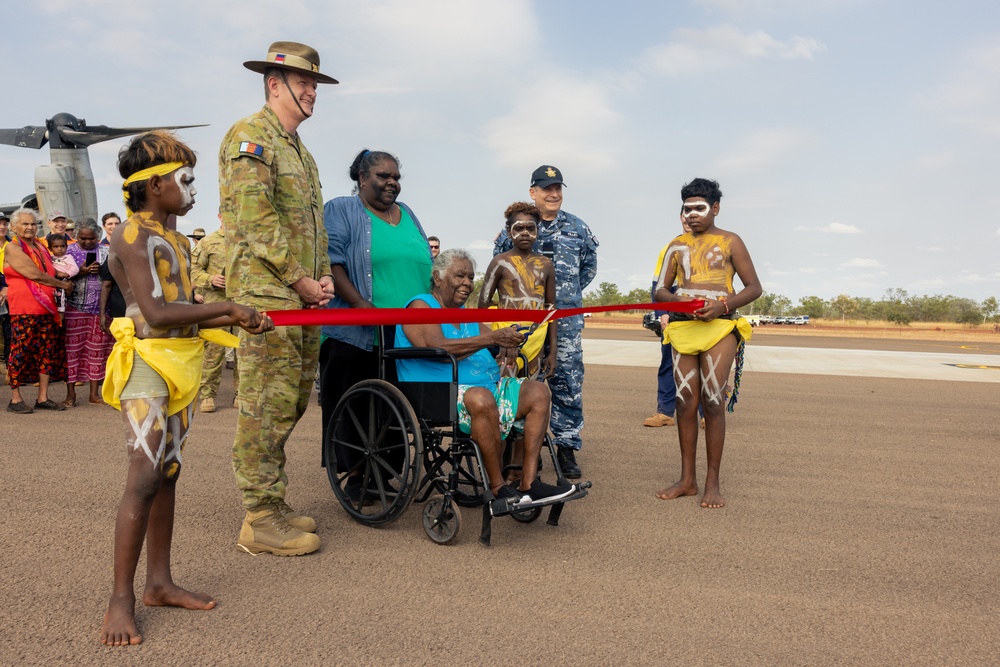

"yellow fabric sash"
[490,320,549,370]
[122,161,184,215]
[102,317,239,415]
[665,317,753,355]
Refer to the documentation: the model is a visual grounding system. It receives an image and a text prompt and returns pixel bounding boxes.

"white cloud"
[641,25,825,77]
[919,38,1000,137]
[819,223,862,234]
[714,127,815,172]
[694,0,864,11]
[915,152,955,170]
[840,258,884,269]
[480,77,622,168]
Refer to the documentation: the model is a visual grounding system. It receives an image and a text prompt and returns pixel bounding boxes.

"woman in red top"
[2,210,74,413]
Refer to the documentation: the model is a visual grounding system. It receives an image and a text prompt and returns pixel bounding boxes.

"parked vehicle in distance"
[791,315,810,325]
[760,315,775,324]
[745,315,761,327]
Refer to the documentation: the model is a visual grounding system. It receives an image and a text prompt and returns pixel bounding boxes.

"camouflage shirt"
[190,228,227,303]
[494,209,598,331]
[218,105,330,306]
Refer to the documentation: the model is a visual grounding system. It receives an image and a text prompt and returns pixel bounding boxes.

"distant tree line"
[581,282,999,327]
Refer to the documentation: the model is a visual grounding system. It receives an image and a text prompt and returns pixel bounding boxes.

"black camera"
[642,312,662,338]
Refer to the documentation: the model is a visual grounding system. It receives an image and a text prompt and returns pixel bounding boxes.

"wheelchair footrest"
[490,481,591,517]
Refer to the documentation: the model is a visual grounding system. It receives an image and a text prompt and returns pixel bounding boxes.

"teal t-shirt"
[368,207,433,309]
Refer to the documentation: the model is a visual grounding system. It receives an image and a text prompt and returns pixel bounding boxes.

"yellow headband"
[122,162,185,215]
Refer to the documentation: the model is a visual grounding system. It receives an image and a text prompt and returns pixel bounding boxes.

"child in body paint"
[99,131,272,647]
[478,201,557,379]
[653,178,761,509]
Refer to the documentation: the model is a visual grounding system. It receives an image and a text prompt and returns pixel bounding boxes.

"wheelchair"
[322,343,591,546]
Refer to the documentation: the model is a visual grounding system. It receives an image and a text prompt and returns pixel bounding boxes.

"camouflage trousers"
[232,322,319,509]
[199,325,238,399]
[547,326,585,451]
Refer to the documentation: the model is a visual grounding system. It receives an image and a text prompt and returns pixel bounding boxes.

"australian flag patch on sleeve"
[239,142,264,157]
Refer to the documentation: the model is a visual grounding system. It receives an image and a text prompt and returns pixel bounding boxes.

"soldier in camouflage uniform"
[220,41,338,557]
[191,223,237,413]
[494,165,598,478]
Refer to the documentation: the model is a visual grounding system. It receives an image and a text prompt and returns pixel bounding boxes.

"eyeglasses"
[429,244,440,249]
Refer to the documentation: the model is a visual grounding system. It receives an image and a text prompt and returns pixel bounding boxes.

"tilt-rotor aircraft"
[1,113,204,228]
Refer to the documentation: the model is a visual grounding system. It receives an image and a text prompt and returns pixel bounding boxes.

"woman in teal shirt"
[321,150,432,496]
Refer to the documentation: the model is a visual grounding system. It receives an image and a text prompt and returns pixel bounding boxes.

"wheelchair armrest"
[383,347,459,384]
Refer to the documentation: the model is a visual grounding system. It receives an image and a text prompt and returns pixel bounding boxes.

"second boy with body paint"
[653,178,761,509]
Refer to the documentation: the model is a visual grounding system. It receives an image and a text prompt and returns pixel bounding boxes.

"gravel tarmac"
[1,334,997,665]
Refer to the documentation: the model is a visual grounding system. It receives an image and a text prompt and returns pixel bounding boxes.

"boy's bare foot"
[701,489,726,508]
[655,481,698,500]
[101,600,142,646]
[142,583,216,610]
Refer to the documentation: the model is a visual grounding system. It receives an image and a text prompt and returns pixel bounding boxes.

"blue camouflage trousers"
[548,325,584,451]
[232,322,320,509]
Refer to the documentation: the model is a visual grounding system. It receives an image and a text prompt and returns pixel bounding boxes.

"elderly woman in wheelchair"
[394,248,577,505]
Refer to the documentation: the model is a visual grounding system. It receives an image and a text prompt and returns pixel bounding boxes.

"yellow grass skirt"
[102,317,239,415]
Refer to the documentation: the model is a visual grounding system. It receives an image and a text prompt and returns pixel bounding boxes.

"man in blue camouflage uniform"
[494,165,598,478]
[220,41,337,556]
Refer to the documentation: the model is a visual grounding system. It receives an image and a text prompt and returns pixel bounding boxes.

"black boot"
[556,447,581,479]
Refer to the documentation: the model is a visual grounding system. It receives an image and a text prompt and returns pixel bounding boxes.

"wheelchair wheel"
[422,494,461,545]
[423,437,486,508]
[325,380,422,526]
[510,505,542,523]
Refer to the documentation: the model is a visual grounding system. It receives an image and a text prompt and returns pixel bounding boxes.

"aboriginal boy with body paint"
[478,202,558,379]
[653,178,761,508]
[99,131,272,646]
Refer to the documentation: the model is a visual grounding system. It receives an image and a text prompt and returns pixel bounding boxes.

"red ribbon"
[266,300,706,327]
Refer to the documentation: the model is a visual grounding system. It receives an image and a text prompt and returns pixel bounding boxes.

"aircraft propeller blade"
[0,126,48,149]
[58,124,208,147]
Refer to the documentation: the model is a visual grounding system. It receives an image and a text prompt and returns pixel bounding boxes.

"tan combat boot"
[275,500,317,533]
[237,505,320,556]
[200,397,216,413]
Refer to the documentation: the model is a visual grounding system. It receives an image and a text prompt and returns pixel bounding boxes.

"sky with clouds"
[2,0,998,303]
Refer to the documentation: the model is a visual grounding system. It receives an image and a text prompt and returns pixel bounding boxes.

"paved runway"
[2,331,998,665]
[583,338,1000,383]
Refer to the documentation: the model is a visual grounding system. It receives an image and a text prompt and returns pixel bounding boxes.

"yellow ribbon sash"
[102,317,239,415]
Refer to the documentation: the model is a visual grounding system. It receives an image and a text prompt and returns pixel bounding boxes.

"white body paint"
[677,287,729,299]
[485,257,545,308]
[126,400,168,468]
[174,166,196,208]
[656,244,691,291]
[682,203,709,221]
[672,347,697,404]
[145,236,180,299]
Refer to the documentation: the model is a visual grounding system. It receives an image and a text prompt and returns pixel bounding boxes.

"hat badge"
[545,167,557,178]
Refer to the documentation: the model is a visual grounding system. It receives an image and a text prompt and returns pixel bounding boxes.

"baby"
[46,233,79,312]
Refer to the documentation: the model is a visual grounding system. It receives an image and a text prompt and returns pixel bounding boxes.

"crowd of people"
[1,208,123,412]
[1,39,760,649]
